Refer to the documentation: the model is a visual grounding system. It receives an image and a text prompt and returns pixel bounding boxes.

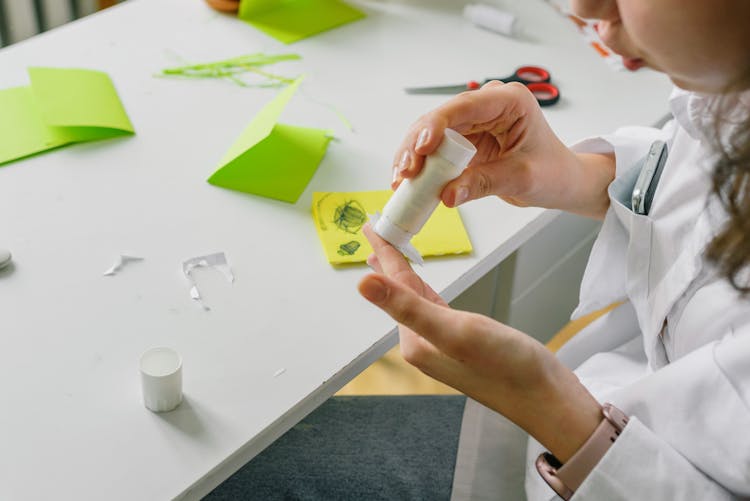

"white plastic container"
[139,347,183,412]
[374,128,476,263]
[463,3,520,38]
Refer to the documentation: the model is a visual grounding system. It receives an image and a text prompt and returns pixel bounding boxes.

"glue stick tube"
[374,129,477,260]
[463,3,520,38]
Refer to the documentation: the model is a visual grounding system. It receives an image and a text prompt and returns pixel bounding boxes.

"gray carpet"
[204,395,467,501]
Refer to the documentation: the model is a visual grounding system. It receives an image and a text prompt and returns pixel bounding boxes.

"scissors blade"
[404,84,471,94]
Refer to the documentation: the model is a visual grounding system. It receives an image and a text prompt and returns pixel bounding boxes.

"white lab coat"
[450,88,750,500]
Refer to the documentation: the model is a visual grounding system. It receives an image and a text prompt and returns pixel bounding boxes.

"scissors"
[404,66,560,107]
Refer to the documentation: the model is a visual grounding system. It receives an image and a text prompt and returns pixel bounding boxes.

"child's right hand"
[392,81,614,218]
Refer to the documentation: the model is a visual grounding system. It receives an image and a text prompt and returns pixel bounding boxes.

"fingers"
[358,273,460,351]
[391,125,441,189]
[363,223,447,306]
[392,82,533,189]
[440,156,532,207]
[366,253,383,273]
[363,223,412,276]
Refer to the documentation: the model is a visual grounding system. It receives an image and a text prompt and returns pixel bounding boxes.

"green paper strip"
[159,53,301,87]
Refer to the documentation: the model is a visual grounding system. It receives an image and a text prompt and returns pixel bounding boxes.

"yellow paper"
[312,190,473,265]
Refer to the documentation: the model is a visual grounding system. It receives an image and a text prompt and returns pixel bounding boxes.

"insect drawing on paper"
[337,240,361,256]
[333,200,367,234]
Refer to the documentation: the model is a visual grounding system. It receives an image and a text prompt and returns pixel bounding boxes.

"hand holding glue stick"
[372,129,477,265]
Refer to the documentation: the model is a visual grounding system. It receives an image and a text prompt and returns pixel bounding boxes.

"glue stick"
[373,129,477,264]
[463,4,520,38]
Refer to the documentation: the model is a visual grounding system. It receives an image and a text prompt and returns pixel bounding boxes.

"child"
[359,0,750,498]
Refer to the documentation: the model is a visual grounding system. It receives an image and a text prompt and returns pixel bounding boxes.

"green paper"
[0,87,72,165]
[208,77,332,203]
[239,0,365,44]
[28,68,133,133]
[0,68,134,167]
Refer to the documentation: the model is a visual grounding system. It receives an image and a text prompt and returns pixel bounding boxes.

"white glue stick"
[463,3,520,38]
[373,128,476,265]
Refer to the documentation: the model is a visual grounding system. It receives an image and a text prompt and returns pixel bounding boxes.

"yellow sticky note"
[312,190,473,265]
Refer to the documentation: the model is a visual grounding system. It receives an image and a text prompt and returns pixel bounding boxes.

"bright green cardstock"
[0,67,134,166]
[238,0,365,44]
[208,77,333,203]
[0,86,73,165]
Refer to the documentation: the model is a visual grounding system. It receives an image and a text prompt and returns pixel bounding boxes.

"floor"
[336,303,619,396]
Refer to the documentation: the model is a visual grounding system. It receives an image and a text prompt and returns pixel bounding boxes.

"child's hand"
[392,82,614,218]
[358,223,602,462]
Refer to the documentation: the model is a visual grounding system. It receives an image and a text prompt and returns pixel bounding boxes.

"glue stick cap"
[435,129,477,170]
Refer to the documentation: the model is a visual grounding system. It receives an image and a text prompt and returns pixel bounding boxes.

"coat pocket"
[609,164,654,304]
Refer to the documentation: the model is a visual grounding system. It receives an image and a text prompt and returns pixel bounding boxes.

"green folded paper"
[0,67,134,166]
[208,77,333,203]
[238,0,365,44]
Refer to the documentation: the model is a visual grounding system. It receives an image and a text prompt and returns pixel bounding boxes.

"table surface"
[0,1,672,499]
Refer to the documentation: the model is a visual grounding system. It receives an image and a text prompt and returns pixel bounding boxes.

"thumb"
[441,160,525,207]
[358,273,455,342]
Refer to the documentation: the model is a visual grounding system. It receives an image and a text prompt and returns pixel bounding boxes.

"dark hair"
[706,79,750,292]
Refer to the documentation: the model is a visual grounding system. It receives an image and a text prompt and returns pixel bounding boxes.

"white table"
[0,1,672,499]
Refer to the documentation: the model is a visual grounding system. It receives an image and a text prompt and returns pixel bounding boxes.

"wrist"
[557,152,615,219]
[537,403,630,499]
[517,354,602,463]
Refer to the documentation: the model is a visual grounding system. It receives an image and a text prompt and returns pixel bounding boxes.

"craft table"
[0,0,672,499]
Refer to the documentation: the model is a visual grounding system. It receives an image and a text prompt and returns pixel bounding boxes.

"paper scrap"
[103,255,144,276]
[158,53,301,88]
[208,77,333,203]
[0,67,135,167]
[369,211,424,266]
[311,190,473,265]
[273,368,286,377]
[182,252,234,310]
[238,0,365,44]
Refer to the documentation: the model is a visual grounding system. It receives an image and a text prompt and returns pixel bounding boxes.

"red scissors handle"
[526,82,560,107]
[511,66,551,83]
[483,66,559,106]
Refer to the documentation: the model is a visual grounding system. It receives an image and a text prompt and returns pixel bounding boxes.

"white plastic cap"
[140,347,183,413]
[435,129,477,170]
[463,3,519,37]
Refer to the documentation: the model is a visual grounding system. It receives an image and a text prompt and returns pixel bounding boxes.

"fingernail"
[392,166,399,184]
[398,150,411,173]
[415,128,430,149]
[360,277,387,303]
[454,186,470,206]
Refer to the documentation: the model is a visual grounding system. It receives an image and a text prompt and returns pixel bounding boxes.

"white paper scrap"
[182,252,234,310]
[368,212,424,266]
[103,255,144,276]
[273,368,286,378]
